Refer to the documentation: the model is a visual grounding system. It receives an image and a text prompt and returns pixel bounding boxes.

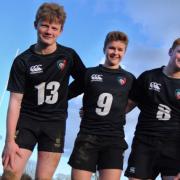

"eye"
[41,24,48,28]
[108,46,115,50]
[118,48,124,52]
[52,27,58,31]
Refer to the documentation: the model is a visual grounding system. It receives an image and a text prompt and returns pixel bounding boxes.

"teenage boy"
[2,3,85,180]
[68,31,135,180]
[125,38,180,180]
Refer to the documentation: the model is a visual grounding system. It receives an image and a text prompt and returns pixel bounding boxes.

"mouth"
[110,56,120,60]
[43,36,52,39]
[42,34,53,39]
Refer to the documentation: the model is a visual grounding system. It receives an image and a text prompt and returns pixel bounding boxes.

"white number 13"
[35,81,60,105]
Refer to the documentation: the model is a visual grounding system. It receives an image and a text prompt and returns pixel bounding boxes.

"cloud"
[93,0,124,15]
[123,0,180,45]
[124,44,168,76]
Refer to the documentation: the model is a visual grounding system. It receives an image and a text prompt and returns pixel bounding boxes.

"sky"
[0,0,180,178]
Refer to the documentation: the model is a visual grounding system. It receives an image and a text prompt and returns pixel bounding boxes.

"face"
[35,19,62,46]
[169,45,180,70]
[104,40,126,69]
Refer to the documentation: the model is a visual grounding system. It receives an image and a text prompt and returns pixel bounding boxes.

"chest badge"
[57,59,67,71]
[175,89,180,100]
[117,76,127,85]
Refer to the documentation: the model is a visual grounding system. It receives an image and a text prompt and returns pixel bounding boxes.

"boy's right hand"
[2,140,22,169]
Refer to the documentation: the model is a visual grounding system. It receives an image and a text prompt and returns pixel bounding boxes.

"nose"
[45,27,52,34]
[114,48,119,54]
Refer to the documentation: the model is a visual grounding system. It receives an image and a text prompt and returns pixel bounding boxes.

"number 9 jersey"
[80,65,135,137]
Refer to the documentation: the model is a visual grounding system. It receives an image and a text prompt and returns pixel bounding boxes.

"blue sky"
[0,0,180,178]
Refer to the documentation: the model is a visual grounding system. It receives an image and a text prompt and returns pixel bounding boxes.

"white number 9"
[96,93,113,116]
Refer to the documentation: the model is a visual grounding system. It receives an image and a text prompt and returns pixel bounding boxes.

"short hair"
[103,31,129,52]
[35,2,66,30]
[170,38,180,50]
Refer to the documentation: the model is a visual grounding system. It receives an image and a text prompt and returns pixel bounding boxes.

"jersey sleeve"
[127,74,136,97]
[68,77,85,100]
[70,49,86,80]
[128,72,146,104]
[68,49,86,99]
[7,57,26,93]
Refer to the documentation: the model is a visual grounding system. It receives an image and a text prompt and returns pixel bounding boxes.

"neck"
[34,43,57,55]
[163,66,180,79]
[103,63,120,69]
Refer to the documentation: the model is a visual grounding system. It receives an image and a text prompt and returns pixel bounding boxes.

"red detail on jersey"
[175,90,180,100]
[58,59,67,71]
[119,78,126,85]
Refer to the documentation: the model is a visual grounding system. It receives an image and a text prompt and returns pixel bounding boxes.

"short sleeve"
[128,72,146,103]
[7,57,26,93]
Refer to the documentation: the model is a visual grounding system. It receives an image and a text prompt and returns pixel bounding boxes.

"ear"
[34,21,37,29]
[103,47,106,54]
[168,48,173,56]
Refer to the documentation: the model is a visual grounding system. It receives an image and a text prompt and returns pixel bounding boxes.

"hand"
[2,140,22,169]
[79,107,84,118]
[174,173,180,180]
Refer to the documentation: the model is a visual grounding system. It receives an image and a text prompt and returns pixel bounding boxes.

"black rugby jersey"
[130,67,180,138]
[7,44,85,129]
[70,65,135,137]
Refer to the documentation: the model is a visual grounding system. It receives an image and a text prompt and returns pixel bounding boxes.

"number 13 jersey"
[7,44,85,130]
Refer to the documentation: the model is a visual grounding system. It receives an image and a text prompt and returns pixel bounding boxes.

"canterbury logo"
[91,74,103,82]
[149,82,161,92]
[30,64,43,74]
[129,167,136,173]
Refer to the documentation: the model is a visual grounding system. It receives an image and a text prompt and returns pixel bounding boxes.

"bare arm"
[126,99,137,114]
[6,92,23,142]
[2,92,23,169]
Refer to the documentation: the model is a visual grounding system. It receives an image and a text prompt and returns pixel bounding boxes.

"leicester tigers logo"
[175,89,180,100]
[57,59,67,71]
[117,76,126,85]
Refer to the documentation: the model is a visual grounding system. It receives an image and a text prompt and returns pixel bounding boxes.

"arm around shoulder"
[126,99,137,113]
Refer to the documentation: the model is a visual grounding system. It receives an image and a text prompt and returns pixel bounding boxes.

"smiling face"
[35,19,62,47]
[104,40,126,69]
[34,2,66,48]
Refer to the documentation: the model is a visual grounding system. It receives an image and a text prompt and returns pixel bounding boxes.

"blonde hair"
[35,2,66,30]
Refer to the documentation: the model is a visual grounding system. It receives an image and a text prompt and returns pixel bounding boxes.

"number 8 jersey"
[7,44,85,131]
[130,67,180,138]
[80,65,135,137]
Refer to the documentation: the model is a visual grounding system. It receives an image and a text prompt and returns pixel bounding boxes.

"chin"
[174,65,180,71]
[41,40,55,46]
